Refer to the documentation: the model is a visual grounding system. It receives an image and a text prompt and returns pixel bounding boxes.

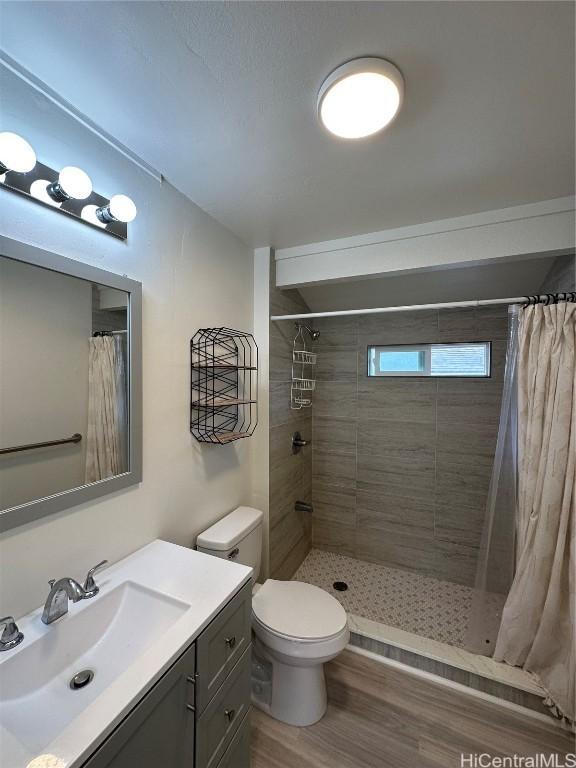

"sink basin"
[0,581,189,757]
[0,539,252,768]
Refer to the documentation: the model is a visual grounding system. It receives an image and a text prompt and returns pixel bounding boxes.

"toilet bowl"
[251,579,349,725]
[196,506,349,726]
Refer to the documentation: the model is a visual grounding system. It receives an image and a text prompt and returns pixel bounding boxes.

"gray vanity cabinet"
[81,642,196,768]
[81,582,252,768]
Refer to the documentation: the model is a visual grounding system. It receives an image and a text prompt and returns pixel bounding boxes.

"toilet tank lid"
[197,506,263,551]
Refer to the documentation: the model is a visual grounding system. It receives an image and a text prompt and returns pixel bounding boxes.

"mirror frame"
[0,235,142,532]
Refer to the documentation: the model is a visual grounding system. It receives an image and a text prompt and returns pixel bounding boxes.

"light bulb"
[109,194,137,223]
[81,204,106,228]
[96,194,137,224]
[30,179,61,207]
[47,166,93,202]
[0,131,37,173]
[26,754,66,768]
[318,58,404,139]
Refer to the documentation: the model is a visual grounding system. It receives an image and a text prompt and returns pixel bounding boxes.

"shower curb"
[348,630,551,718]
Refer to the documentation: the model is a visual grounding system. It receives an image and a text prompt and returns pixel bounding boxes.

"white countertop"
[0,540,252,768]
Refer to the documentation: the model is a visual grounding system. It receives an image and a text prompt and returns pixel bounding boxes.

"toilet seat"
[252,580,347,641]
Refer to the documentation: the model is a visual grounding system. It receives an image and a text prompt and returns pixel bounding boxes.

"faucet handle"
[83,560,108,598]
[0,616,24,652]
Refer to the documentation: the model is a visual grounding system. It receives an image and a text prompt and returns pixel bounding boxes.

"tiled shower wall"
[91,285,128,332]
[539,253,576,292]
[311,306,509,587]
[268,260,313,578]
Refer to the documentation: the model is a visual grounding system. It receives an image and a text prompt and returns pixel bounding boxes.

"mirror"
[0,236,142,532]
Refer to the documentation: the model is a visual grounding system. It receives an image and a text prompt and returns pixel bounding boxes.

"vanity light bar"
[0,131,137,241]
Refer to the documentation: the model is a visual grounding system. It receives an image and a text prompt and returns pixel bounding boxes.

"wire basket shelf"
[291,377,316,391]
[190,327,258,444]
[293,349,317,365]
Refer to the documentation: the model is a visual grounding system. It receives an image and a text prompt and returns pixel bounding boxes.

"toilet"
[197,506,349,726]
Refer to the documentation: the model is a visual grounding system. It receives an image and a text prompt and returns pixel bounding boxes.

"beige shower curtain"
[85,336,126,483]
[494,302,575,722]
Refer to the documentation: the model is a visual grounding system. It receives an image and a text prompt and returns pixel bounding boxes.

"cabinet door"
[196,581,252,713]
[82,644,196,768]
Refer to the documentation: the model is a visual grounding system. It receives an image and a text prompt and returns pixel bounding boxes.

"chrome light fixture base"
[95,205,117,224]
[46,180,73,203]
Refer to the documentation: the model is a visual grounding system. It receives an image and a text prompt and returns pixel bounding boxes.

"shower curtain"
[85,335,127,483]
[494,301,575,723]
[465,305,519,656]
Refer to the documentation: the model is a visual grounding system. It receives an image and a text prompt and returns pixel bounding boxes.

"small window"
[368,342,491,378]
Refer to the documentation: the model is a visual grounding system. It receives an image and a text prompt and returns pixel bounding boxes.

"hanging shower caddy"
[190,327,258,444]
[291,323,317,409]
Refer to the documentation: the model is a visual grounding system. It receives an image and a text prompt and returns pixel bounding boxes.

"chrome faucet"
[0,616,24,651]
[42,578,88,624]
[41,560,108,625]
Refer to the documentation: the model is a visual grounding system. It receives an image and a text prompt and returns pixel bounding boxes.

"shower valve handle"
[292,432,310,453]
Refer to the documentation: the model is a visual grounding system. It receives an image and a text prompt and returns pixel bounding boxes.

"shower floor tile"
[293,549,486,648]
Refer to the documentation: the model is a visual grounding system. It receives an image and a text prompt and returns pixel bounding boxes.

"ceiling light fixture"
[317,57,404,139]
[0,131,37,173]
[47,166,93,202]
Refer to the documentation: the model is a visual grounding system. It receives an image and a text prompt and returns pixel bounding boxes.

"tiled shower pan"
[293,549,551,718]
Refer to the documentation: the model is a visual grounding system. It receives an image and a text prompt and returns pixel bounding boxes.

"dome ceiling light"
[317,57,404,139]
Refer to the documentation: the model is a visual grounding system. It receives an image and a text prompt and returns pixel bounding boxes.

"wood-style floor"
[250,650,574,768]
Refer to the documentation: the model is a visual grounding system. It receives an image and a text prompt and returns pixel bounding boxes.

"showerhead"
[297,322,320,341]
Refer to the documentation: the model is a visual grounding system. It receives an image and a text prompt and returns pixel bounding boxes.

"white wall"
[0,259,91,509]
[251,247,271,579]
[0,66,257,618]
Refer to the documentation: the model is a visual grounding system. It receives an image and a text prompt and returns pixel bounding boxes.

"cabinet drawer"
[216,711,251,768]
[196,580,251,713]
[196,646,251,768]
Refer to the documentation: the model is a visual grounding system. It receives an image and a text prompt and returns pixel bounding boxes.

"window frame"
[367,341,492,379]
[368,343,431,377]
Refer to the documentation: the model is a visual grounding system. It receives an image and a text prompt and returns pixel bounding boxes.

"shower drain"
[333,581,348,592]
[69,669,94,690]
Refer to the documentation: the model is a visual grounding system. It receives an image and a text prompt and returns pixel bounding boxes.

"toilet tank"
[196,506,263,582]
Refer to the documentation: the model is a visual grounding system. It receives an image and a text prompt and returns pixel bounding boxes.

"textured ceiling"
[0,1,574,248]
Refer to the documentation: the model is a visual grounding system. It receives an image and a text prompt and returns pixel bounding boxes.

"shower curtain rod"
[270,295,547,321]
